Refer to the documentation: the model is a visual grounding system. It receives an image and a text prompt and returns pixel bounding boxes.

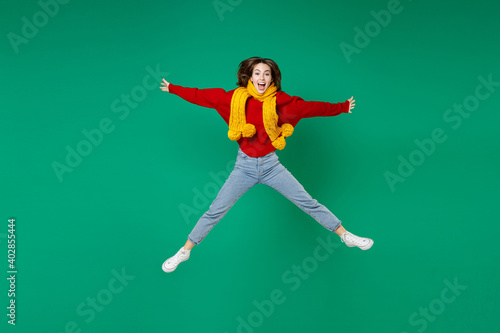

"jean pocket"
[237,150,248,159]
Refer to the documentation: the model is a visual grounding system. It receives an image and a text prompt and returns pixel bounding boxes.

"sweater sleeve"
[278,91,350,123]
[168,83,227,110]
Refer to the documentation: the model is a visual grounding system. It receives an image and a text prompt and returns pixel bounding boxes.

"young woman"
[160,57,373,273]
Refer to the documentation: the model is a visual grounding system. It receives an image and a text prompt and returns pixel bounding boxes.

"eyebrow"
[254,69,271,73]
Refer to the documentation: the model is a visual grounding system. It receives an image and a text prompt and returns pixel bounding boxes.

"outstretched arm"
[159,78,227,110]
[280,92,354,122]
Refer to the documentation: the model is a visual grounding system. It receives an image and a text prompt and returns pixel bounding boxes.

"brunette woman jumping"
[160,57,373,273]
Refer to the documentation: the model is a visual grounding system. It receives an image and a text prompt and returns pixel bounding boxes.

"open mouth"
[258,83,266,90]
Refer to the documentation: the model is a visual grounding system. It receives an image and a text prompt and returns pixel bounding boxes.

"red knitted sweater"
[168,83,349,157]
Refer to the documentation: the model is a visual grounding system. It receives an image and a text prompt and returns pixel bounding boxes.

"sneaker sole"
[162,263,177,273]
[346,239,374,250]
[359,239,373,250]
[162,257,189,273]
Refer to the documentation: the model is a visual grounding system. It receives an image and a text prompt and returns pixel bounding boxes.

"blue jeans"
[187,148,342,245]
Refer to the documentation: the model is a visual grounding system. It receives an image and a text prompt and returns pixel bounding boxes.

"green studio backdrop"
[1,0,499,332]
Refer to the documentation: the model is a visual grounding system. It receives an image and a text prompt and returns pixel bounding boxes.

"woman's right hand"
[347,96,355,113]
[160,78,170,92]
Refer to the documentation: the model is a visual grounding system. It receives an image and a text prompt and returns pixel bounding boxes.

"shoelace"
[166,251,187,266]
[166,257,179,266]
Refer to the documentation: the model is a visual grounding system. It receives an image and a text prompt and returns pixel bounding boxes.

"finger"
[162,78,168,84]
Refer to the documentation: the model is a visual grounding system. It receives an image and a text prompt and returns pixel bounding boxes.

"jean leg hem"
[329,220,342,233]
[188,235,199,246]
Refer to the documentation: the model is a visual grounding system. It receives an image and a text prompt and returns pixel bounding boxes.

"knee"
[300,198,323,210]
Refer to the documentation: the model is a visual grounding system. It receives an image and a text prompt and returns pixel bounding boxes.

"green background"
[2,0,499,332]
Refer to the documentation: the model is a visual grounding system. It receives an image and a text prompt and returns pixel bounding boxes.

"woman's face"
[250,63,273,94]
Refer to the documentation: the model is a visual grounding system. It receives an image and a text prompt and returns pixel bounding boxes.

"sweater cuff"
[168,83,178,95]
[344,100,350,113]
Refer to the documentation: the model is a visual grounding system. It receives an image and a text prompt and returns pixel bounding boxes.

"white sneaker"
[340,232,373,250]
[162,247,190,273]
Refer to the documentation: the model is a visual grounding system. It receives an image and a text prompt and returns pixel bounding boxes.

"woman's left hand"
[348,96,355,113]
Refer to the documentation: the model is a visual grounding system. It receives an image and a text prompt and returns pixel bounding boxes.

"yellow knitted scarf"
[228,80,294,150]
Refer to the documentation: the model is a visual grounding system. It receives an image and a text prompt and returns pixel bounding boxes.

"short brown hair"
[236,57,282,91]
